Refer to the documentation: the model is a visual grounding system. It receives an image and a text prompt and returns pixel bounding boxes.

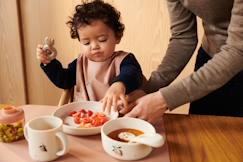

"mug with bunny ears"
[24,115,69,162]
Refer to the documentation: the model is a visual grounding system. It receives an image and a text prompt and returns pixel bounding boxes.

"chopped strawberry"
[80,112,86,118]
[97,112,106,117]
[67,108,109,128]
[74,117,81,124]
[72,112,81,118]
[82,117,91,124]
[79,109,86,114]
[91,120,100,127]
[68,111,77,116]
[100,117,108,124]
[87,110,93,117]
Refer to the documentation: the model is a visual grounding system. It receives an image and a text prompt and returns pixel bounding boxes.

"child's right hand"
[36,44,57,65]
[101,82,128,114]
[36,44,51,64]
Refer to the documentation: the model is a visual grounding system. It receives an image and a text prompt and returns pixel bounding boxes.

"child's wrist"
[113,81,125,88]
[41,60,52,67]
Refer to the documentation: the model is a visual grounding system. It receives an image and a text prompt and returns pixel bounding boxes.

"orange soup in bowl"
[108,128,144,142]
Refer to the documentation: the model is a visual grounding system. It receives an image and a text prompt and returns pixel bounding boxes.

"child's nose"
[91,42,100,50]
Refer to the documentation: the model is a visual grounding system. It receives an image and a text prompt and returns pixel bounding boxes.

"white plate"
[52,101,118,136]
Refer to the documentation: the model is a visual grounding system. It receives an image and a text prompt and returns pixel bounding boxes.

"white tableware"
[119,132,164,148]
[101,117,165,160]
[52,101,118,136]
[24,115,69,162]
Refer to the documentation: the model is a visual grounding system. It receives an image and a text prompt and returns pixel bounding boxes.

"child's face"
[78,20,120,62]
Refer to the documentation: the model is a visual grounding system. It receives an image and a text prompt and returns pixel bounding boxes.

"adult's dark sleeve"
[40,59,77,89]
[111,54,143,94]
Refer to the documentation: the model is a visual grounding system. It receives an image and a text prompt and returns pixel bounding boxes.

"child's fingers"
[112,96,118,112]
[37,53,50,64]
[101,98,107,112]
[40,58,50,64]
[36,47,46,59]
[42,60,50,64]
[37,53,46,60]
[120,95,128,110]
[105,98,112,114]
[36,47,44,52]
[37,44,43,49]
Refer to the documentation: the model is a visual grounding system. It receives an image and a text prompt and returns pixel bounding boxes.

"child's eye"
[98,37,107,42]
[83,42,90,45]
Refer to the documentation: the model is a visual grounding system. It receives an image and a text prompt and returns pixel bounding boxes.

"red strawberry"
[87,110,93,117]
[68,111,77,116]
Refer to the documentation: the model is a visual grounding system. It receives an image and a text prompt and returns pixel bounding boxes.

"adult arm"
[158,0,243,110]
[143,0,198,94]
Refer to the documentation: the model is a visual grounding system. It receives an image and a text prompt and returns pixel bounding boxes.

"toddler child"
[36,0,143,113]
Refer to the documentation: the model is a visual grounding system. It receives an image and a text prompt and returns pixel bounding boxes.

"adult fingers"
[127,90,146,103]
[119,101,136,114]
[124,104,141,118]
[147,118,157,125]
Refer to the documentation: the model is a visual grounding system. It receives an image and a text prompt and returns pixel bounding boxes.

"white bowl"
[52,101,118,136]
[101,117,164,160]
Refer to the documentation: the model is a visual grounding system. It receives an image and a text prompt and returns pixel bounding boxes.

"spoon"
[118,132,164,148]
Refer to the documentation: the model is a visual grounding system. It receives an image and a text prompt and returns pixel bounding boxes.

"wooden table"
[1,105,242,162]
[0,105,169,162]
[164,114,243,162]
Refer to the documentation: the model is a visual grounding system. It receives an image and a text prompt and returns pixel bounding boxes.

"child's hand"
[101,82,128,114]
[36,44,52,64]
[36,37,57,65]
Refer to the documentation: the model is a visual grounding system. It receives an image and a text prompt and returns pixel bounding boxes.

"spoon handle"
[132,133,165,148]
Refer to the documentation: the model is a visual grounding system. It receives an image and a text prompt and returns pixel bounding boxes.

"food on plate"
[65,108,109,128]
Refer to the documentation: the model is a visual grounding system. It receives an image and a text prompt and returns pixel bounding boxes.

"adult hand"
[101,82,128,114]
[118,89,146,114]
[125,91,168,124]
[127,89,146,102]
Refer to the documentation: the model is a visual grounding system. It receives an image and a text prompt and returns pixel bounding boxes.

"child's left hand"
[101,82,128,114]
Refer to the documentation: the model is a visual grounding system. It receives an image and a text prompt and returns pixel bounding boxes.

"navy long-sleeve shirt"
[41,53,143,94]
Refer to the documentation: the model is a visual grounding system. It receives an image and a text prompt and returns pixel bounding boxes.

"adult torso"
[180,0,233,55]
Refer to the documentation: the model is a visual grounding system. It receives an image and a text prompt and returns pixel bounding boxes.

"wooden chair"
[58,87,74,106]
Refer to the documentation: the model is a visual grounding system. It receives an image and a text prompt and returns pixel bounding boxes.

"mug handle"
[56,132,69,156]
[23,125,29,141]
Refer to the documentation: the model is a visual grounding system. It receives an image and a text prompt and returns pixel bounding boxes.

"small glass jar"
[0,106,25,143]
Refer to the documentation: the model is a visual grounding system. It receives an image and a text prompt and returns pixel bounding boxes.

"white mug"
[24,115,69,162]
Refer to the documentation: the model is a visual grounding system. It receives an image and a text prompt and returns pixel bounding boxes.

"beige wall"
[0,0,26,105]
[0,0,203,114]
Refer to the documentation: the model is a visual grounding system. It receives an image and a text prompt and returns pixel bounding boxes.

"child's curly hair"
[66,0,125,41]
